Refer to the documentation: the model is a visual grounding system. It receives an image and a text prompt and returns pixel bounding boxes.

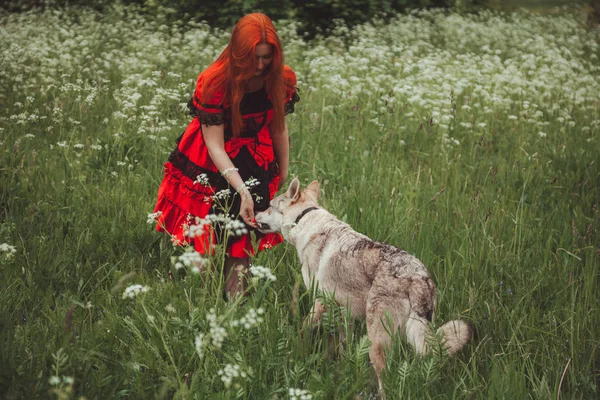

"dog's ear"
[304,180,320,201]
[285,177,301,202]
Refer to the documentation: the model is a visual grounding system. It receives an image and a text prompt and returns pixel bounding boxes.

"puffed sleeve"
[187,72,227,126]
[283,65,300,115]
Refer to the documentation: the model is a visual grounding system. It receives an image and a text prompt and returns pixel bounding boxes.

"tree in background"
[2,0,598,35]
[588,0,600,24]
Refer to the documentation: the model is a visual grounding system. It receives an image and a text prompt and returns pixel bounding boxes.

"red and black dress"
[154,66,299,258]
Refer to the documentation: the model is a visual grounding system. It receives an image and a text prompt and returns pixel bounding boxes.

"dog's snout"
[257,221,270,231]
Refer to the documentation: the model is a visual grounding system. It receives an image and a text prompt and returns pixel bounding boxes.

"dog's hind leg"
[366,289,410,397]
[310,298,326,323]
[405,312,434,355]
[301,298,326,330]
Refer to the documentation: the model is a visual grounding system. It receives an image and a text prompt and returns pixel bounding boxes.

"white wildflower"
[217,363,247,388]
[174,249,208,273]
[165,304,176,314]
[538,131,547,138]
[207,308,227,349]
[212,189,231,201]
[0,243,16,258]
[249,265,277,282]
[244,177,260,188]
[48,376,61,386]
[225,219,248,236]
[194,173,210,186]
[122,284,150,299]
[231,307,265,329]
[289,388,313,400]
[184,222,206,239]
[147,211,162,224]
[194,333,205,359]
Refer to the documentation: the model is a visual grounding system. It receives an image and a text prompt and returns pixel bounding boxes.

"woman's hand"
[239,189,257,228]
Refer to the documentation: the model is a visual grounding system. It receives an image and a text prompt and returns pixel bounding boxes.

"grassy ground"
[0,4,599,399]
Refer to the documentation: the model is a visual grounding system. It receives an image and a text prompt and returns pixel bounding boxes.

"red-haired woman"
[153,13,299,297]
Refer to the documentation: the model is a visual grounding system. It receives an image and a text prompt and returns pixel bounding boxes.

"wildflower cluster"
[183,223,205,239]
[48,375,74,386]
[194,333,205,359]
[205,214,249,236]
[217,363,248,388]
[244,177,260,188]
[0,243,17,259]
[122,284,150,299]
[194,174,210,186]
[249,265,277,282]
[146,211,162,224]
[206,308,228,349]
[172,248,208,273]
[212,189,231,201]
[224,219,248,236]
[289,388,313,400]
[230,307,265,329]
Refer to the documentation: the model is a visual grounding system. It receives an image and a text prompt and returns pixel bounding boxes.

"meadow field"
[1,4,599,399]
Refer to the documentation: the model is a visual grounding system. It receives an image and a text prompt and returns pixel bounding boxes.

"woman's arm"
[202,124,256,227]
[270,119,289,189]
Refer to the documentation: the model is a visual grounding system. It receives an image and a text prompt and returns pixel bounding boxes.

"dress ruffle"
[154,163,283,257]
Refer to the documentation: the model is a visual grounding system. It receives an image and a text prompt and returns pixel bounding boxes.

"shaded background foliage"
[2,0,505,38]
[3,1,596,39]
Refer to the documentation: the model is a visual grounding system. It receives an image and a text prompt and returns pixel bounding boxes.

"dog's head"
[255,178,320,237]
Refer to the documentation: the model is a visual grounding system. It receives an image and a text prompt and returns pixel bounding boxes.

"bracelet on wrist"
[236,183,250,197]
[220,167,239,178]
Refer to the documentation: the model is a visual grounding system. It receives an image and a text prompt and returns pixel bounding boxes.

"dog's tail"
[436,319,474,356]
[405,313,473,356]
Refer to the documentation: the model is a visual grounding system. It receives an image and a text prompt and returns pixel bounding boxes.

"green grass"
[1,4,599,399]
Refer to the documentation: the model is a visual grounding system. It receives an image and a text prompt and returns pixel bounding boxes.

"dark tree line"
[2,0,598,37]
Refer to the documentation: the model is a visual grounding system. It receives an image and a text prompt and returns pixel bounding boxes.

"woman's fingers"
[246,208,256,227]
[241,198,257,228]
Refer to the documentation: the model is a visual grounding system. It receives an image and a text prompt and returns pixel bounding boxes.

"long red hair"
[202,13,292,137]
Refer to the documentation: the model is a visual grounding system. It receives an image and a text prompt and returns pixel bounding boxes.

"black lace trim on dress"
[168,146,226,186]
[168,144,280,190]
[285,88,300,115]
[187,98,226,126]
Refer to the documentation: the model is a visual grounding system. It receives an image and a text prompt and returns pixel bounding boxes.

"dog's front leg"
[308,298,326,324]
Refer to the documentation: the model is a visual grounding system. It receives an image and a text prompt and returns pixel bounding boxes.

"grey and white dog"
[256,178,473,393]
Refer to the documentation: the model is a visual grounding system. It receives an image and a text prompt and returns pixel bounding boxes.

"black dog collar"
[294,207,319,225]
